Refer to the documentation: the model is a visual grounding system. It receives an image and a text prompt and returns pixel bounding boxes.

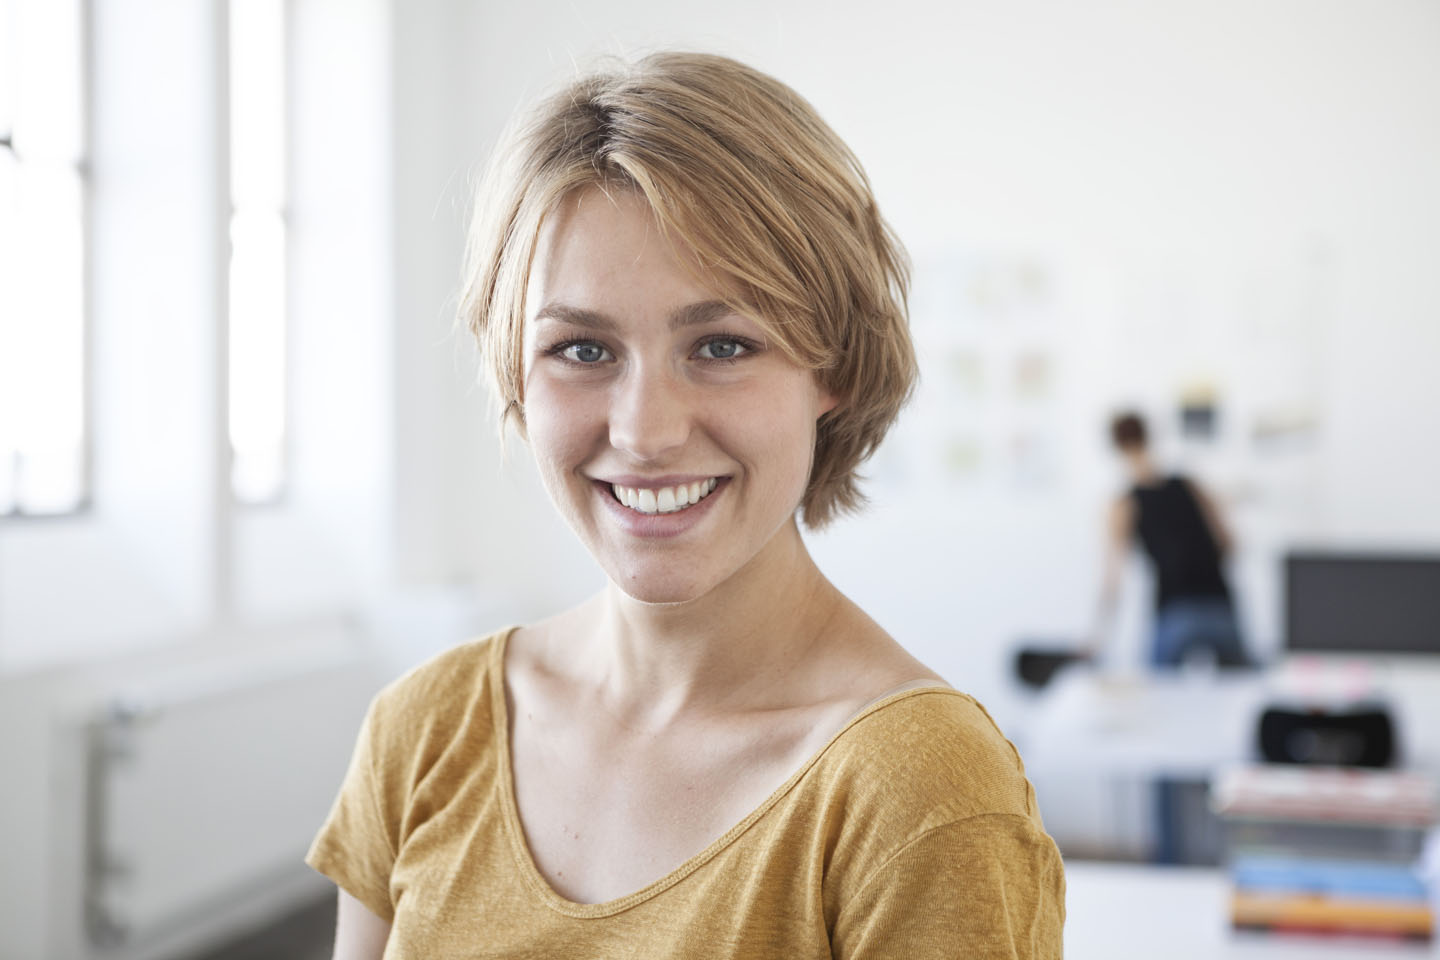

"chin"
[612,579,706,606]
[608,564,717,606]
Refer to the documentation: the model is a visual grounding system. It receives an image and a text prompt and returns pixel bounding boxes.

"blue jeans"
[1150,597,1248,864]
[1151,597,1248,669]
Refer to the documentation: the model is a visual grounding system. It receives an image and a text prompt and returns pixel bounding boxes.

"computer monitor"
[1286,552,1440,654]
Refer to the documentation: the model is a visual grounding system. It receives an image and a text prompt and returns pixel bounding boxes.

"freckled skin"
[521,186,837,604]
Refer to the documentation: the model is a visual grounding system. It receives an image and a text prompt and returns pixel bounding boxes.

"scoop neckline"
[487,625,961,919]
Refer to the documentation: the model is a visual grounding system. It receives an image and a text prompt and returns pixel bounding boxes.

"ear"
[817,389,841,419]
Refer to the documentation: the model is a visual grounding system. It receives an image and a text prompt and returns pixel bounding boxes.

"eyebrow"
[533,300,738,332]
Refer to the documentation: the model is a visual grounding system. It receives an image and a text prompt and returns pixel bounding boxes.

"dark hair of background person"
[1111,411,1147,451]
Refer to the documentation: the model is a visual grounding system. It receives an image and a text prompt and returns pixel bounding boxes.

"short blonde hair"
[460,51,916,528]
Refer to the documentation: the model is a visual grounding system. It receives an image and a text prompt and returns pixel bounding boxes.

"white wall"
[234,0,395,623]
[385,0,1440,730]
[0,2,399,957]
[387,1,609,616]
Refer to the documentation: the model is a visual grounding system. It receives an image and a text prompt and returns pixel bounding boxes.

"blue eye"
[697,338,747,361]
[560,342,609,364]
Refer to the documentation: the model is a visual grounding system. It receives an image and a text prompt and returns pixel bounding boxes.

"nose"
[608,363,692,463]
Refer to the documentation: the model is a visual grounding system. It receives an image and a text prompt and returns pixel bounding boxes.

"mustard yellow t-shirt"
[306,629,1065,958]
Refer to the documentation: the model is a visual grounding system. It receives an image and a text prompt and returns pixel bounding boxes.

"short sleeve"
[831,813,1066,960]
[304,696,397,923]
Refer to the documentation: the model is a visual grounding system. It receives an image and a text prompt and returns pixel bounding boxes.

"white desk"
[1064,860,1437,959]
[1023,660,1440,781]
[1017,662,1440,864]
[1021,669,1269,780]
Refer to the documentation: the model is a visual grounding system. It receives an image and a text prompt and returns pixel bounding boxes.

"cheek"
[723,380,823,489]
[524,379,598,476]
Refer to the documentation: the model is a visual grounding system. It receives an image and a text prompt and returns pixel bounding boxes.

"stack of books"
[1212,765,1437,941]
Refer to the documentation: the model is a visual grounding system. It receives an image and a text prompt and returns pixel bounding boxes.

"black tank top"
[1131,475,1230,610]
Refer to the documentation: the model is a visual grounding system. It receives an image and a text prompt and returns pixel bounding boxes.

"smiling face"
[521,186,837,604]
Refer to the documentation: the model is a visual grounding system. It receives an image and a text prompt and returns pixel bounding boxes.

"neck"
[583,518,842,724]
[1126,450,1159,484]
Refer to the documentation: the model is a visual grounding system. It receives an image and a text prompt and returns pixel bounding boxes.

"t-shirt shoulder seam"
[375,628,512,701]
[842,688,1018,757]
[848,686,979,724]
[851,812,1054,902]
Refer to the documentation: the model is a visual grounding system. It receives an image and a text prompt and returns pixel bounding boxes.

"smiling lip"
[592,476,729,538]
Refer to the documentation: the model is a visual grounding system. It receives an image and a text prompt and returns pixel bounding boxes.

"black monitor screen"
[1286,553,1440,654]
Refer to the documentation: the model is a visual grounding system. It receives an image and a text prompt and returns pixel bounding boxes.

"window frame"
[0,0,94,523]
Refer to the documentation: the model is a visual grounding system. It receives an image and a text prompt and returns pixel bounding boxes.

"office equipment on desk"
[1287,552,1440,655]
[1259,657,1397,767]
[1014,643,1090,690]
[1259,704,1396,767]
[1213,765,1438,942]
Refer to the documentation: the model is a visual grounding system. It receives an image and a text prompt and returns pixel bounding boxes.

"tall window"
[228,0,288,504]
[0,0,87,518]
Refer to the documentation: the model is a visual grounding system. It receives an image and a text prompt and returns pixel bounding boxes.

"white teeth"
[610,479,721,515]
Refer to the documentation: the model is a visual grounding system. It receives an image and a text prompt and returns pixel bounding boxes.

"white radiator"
[81,646,380,950]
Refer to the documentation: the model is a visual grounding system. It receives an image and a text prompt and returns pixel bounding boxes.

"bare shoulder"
[837,599,947,692]
[799,599,949,731]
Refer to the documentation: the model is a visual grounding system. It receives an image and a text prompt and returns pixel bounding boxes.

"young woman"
[308,51,1064,959]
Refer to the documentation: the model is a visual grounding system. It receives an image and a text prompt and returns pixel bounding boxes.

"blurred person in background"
[306,52,1064,959]
[1089,410,1249,670]
[1088,410,1251,865]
